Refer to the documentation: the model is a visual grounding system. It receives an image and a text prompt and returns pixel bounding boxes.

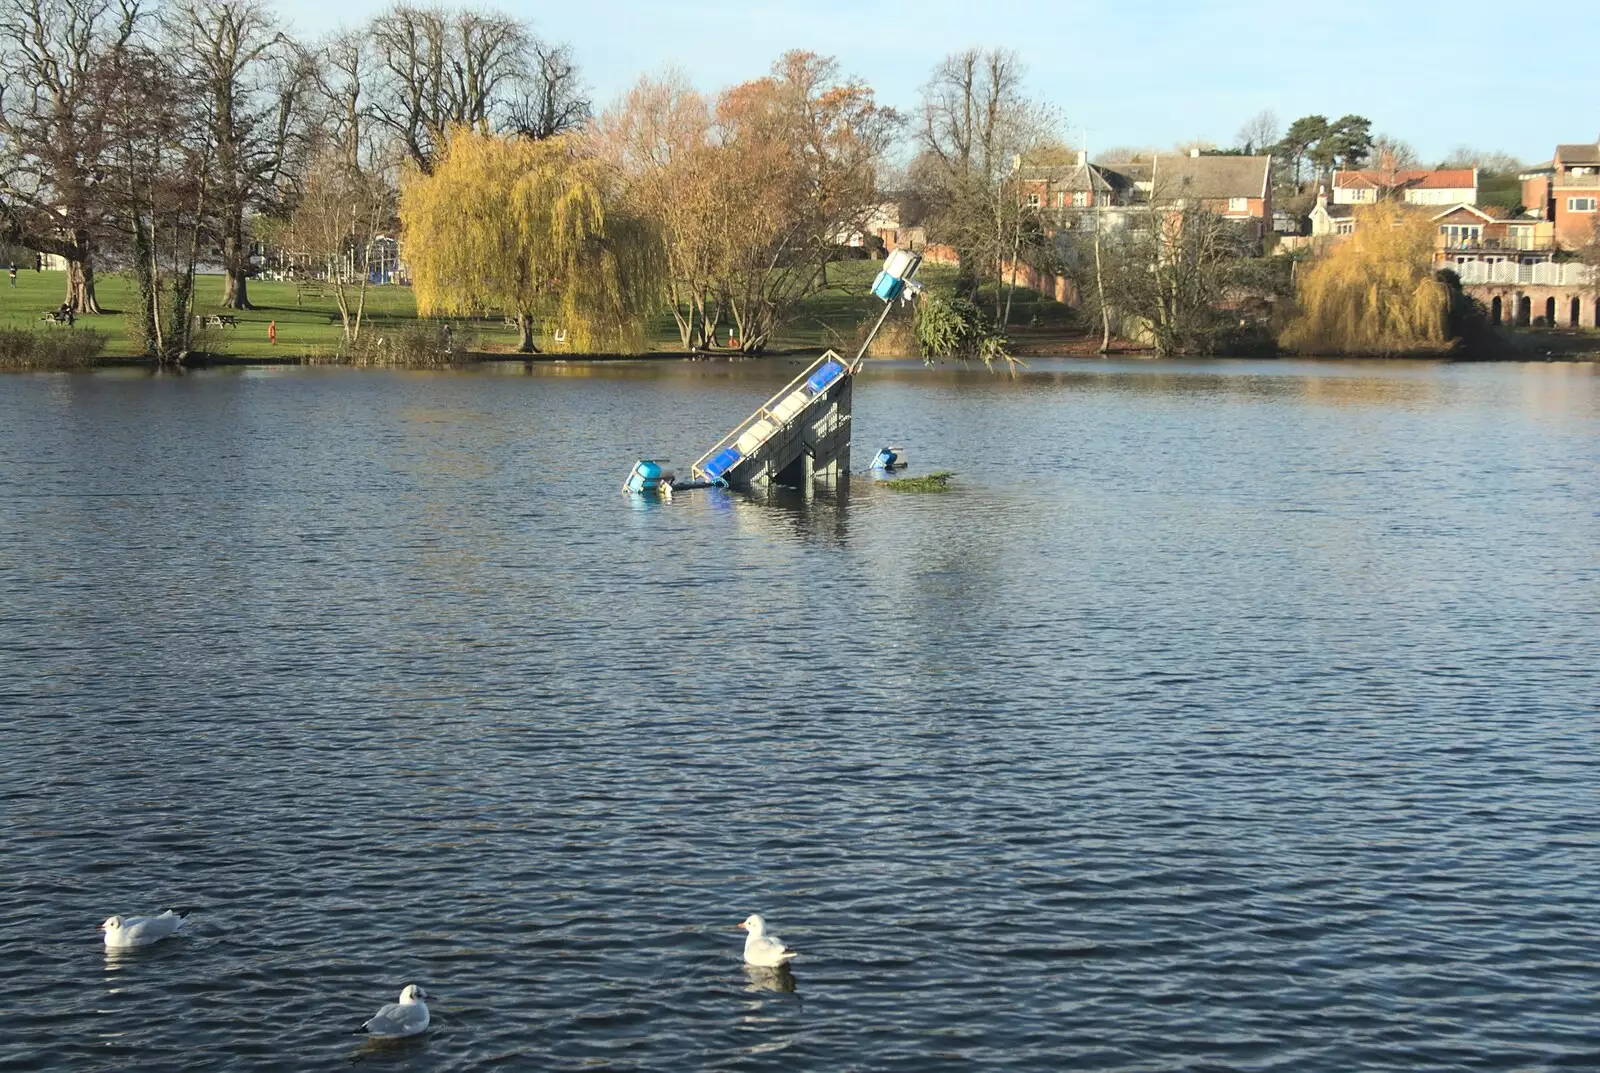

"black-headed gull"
[357,985,431,1039]
[737,913,797,967]
[100,910,190,949]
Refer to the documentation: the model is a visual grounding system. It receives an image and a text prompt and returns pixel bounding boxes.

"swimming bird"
[357,985,431,1039]
[100,910,190,949]
[738,913,797,967]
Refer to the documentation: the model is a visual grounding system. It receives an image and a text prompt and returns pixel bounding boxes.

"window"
[1073,191,1088,207]
[1228,197,1248,213]
[1026,193,1041,209]
[1569,197,1597,212]
[1440,224,1481,247]
[1348,188,1374,202]
[1335,220,1356,235]
[1055,192,1066,209]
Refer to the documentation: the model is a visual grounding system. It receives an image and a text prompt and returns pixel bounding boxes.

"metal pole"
[849,300,895,374]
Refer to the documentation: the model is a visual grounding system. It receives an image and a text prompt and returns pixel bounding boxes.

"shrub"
[913,293,1015,369]
[0,328,106,369]
[344,321,480,366]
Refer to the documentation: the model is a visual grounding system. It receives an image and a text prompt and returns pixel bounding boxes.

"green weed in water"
[884,471,954,492]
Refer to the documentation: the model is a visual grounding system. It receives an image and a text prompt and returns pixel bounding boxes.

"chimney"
[1076,149,1088,166]
[1189,147,1201,158]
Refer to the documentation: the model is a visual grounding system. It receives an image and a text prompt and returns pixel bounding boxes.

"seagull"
[100,910,190,950]
[738,914,797,967]
[357,985,432,1039]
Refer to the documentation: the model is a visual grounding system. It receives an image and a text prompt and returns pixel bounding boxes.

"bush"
[0,328,106,369]
[913,293,1014,368]
[343,321,480,366]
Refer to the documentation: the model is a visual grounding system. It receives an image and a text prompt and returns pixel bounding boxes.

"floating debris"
[883,471,954,492]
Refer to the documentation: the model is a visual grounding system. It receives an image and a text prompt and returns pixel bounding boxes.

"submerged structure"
[628,250,922,496]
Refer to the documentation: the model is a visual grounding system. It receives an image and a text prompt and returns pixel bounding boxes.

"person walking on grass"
[268,320,277,346]
[8,263,15,287]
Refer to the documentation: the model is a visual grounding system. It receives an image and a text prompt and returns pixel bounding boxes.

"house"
[1331,167,1478,207]
[1308,193,1357,238]
[1520,143,1600,249]
[1115,150,1275,238]
[1431,204,1556,270]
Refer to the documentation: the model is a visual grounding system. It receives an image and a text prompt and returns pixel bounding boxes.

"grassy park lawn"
[0,258,1073,362]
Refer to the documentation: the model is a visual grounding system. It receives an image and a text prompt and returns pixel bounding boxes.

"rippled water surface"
[2,359,1598,1071]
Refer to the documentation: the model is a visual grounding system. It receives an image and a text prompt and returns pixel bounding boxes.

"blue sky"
[278,0,1598,166]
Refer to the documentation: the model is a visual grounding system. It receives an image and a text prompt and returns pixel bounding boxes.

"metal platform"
[690,351,855,489]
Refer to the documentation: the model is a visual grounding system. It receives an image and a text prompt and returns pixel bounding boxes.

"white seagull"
[737,913,797,967]
[357,985,432,1039]
[100,910,191,950]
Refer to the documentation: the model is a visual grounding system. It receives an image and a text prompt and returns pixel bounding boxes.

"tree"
[1282,202,1450,355]
[1325,114,1373,170]
[1084,205,1267,357]
[0,0,139,312]
[507,40,589,140]
[594,71,721,349]
[915,48,1055,306]
[368,4,535,172]
[174,0,311,310]
[1277,115,1328,191]
[712,51,900,352]
[399,129,664,353]
[1235,109,1280,155]
[274,148,393,343]
[99,21,211,359]
[1371,134,1419,171]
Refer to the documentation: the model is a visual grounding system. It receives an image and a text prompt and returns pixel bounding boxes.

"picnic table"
[38,309,72,325]
[202,314,239,329]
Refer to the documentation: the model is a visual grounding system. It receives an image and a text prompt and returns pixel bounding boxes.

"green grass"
[0,258,1074,363]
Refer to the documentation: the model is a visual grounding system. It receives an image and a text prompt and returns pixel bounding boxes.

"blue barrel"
[700,447,741,480]
[805,360,845,395]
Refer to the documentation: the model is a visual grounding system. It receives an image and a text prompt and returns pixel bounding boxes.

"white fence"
[1452,261,1597,286]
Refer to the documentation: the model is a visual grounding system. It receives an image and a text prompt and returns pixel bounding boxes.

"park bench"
[38,309,71,325]
[295,282,327,305]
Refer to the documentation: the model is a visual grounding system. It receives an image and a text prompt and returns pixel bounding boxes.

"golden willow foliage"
[1283,203,1450,355]
[399,129,665,352]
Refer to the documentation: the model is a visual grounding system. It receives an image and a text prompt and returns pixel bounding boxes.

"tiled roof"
[1555,143,1600,165]
[1135,155,1271,200]
[1334,168,1476,190]
[1017,161,1137,196]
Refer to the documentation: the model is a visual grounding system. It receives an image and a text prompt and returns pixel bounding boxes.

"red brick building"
[1517,143,1600,250]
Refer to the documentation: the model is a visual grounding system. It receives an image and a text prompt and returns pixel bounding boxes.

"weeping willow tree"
[399,129,665,353]
[1283,202,1450,355]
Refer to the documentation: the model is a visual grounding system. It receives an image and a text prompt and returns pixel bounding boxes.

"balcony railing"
[1439,234,1556,251]
[1553,171,1600,188]
[1452,262,1598,286]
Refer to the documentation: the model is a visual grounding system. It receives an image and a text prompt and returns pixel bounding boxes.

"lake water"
[1,358,1597,1071]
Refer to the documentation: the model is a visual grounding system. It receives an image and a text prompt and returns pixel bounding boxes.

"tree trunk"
[1093,213,1111,353]
[66,255,102,314]
[517,311,537,353]
[220,225,253,309]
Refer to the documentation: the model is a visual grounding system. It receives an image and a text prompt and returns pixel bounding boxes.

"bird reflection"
[744,964,797,993]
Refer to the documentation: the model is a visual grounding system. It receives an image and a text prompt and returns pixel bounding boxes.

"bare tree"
[0,0,140,312]
[1371,134,1419,171]
[368,4,528,171]
[915,48,1054,302]
[1235,109,1280,154]
[506,40,588,139]
[317,29,375,169]
[173,0,311,309]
